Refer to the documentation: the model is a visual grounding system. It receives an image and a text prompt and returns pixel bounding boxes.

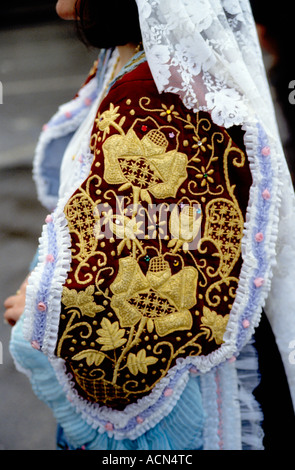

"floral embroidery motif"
[102,116,188,207]
[56,82,251,409]
[111,256,196,336]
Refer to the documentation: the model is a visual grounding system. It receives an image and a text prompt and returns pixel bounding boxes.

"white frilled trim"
[49,355,191,440]
[22,220,49,344]
[42,207,72,356]
[22,203,72,356]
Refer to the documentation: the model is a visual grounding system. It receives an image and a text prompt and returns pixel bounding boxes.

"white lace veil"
[135,0,278,134]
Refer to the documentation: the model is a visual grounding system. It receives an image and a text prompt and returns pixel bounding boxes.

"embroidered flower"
[192,136,207,153]
[95,104,120,138]
[168,203,202,252]
[200,306,229,345]
[196,166,215,187]
[160,104,179,122]
[102,214,144,255]
[61,285,104,317]
[103,119,188,207]
[110,256,198,337]
[148,213,167,239]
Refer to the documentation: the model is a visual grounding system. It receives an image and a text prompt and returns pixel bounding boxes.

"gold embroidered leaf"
[96,318,127,351]
[62,285,104,317]
[127,349,158,376]
[72,349,105,367]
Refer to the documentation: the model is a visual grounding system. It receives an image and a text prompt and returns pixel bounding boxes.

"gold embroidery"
[57,89,251,408]
[96,318,127,351]
[200,306,229,345]
[110,256,196,337]
[102,117,188,207]
[204,199,243,278]
[127,349,158,376]
[61,285,104,318]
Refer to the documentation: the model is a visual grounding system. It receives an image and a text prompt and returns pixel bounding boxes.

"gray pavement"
[0,18,96,450]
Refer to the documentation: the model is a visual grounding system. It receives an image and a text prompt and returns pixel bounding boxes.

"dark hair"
[75,0,142,49]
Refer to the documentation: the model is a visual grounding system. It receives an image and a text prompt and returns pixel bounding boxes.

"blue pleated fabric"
[10,315,205,450]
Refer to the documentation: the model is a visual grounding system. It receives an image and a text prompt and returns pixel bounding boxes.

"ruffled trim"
[234,122,282,351]
[33,75,100,211]
[50,356,191,440]
[22,207,72,355]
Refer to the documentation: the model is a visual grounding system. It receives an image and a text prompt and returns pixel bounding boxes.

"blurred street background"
[0,2,96,450]
[0,0,293,452]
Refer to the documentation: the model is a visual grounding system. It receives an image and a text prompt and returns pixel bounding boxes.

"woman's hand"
[3,277,29,326]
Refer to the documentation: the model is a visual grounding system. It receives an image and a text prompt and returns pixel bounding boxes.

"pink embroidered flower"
[242,319,250,329]
[136,416,144,424]
[65,111,72,119]
[262,189,271,200]
[261,146,270,156]
[37,302,47,312]
[45,214,53,224]
[255,232,264,242]
[189,367,199,375]
[46,254,55,263]
[164,387,173,397]
[105,422,113,431]
[254,277,264,288]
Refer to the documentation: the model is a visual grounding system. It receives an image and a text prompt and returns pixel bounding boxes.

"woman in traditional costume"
[4,0,295,450]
